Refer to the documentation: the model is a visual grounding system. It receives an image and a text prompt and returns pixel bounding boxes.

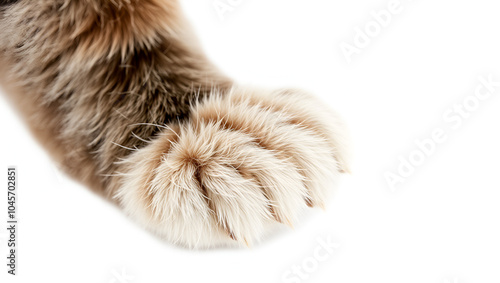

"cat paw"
[116,87,350,248]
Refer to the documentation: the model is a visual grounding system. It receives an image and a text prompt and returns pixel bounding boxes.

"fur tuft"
[116,87,348,248]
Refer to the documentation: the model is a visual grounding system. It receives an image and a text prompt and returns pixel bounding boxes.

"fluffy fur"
[0,0,350,248]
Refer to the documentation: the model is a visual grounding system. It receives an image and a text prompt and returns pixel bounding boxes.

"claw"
[269,206,294,228]
[225,228,237,241]
[305,198,314,208]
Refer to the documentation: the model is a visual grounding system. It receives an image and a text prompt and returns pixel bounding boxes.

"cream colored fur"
[116,87,349,248]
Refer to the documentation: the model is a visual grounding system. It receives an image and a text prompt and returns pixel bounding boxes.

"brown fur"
[0,0,350,247]
[0,0,231,198]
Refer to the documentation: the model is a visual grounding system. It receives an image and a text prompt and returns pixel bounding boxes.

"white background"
[1,0,500,282]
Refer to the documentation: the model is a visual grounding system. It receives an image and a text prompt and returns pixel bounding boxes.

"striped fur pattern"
[0,0,350,248]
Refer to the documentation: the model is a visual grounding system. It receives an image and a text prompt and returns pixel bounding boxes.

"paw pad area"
[116,88,349,248]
